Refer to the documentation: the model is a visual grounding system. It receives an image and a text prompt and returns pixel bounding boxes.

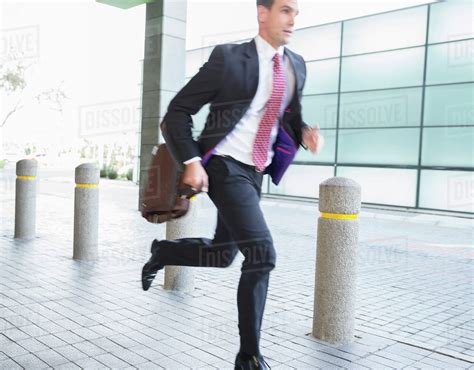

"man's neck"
[257,32,281,51]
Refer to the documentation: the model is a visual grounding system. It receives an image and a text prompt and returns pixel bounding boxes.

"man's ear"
[257,5,269,23]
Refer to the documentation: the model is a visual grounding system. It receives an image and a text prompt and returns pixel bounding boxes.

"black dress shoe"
[235,353,270,370]
[141,239,164,291]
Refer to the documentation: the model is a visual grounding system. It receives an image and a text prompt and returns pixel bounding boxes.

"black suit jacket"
[161,39,308,167]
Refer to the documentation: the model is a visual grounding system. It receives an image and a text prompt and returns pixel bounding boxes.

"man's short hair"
[257,0,275,9]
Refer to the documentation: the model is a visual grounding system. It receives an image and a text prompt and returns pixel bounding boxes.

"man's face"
[258,0,299,47]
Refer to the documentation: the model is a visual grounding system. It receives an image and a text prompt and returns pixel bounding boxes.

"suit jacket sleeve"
[161,45,225,164]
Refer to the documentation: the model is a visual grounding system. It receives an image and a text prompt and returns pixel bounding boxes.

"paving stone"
[285,358,321,369]
[2,327,30,341]
[18,324,49,338]
[427,353,472,368]
[95,353,133,368]
[74,357,110,369]
[16,337,49,353]
[53,345,89,362]
[35,320,66,334]
[130,345,166,362]
[337,342,375,357]
[307,350,355,368]
[354,357,397,369]
[1,174,473,370]
[110,348,150,366]
[72,327,103,341]
[108,333,142,348]
[34,349,70,367]
[168,352,208,368]
[135,362,165,369]
[88,337,122,353]
[1,341,29,357]
[0,358,22,369]
[373,350,418,366]
[54,362,82,370]
[89,324,117,337]
[10,353,49,369]
[72,341,107,357]
[152,356,193,369]
[413,356,457,369]
[53,330,85,345]
[297,354,343,369]
[363,354,407,369]
[0,318,15,331]
[36,333,69,348]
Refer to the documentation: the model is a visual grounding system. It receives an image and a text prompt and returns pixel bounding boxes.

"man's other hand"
[182,161,209,193]
[303,126,325,154]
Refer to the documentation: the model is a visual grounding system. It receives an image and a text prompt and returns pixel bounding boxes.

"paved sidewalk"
[0,166,473,369]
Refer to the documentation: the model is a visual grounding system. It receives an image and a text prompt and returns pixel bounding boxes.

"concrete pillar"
[14,159,38,239]
[313,176,361,345]
[138,0,187,211]
[164,196,200,292]
[73,163,100,261]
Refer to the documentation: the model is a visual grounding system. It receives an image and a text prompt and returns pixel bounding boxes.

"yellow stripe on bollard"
[76,184,98,188]
[321,212,359,220]
[17,176,36,180]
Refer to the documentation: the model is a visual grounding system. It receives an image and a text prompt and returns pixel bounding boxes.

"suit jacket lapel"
[241,40,304,101]
[284,48,304,94]
[243,39,259,99]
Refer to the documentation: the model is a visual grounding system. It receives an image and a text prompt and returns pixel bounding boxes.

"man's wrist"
[183,156,202,165]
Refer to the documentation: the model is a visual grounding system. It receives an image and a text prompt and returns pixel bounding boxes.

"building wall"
[185,1,473,214]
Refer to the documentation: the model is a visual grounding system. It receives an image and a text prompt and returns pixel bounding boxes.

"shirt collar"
[255,35,284,61]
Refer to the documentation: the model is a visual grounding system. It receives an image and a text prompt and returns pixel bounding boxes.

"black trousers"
[156,155,276,355]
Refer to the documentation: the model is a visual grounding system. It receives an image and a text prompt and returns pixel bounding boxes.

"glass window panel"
[339,88,422,129]
[341,47,425,92]
[424,83,474,126]
[337,167,417,207]
[295,129,336,163]
[186,46,214,78]
[419,170,473,213]
[305,59,340,94]
[269,165,334,198]
[429,1,474,44]
[338,128,420,165]
[426,40,474,85]
[422,127,474,167]
[261,174,269,194]
[301,94,338,129]
[290,23,341,60]
[343,6,427,56]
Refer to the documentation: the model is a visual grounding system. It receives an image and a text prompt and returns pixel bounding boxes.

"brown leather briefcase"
[141,143,198,224]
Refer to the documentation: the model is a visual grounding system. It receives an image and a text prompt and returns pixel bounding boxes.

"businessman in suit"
[142,0,323,368]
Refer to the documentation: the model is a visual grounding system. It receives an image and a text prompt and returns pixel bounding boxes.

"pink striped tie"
[252,53,286,172]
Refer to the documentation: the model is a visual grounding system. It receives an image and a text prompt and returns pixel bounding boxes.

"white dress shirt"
[184,35,296,166]
[214,35,295,167]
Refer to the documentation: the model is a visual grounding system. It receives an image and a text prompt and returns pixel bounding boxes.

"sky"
[0,0,439,157]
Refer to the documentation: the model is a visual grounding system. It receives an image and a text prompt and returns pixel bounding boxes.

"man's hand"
[182,161,209,193]
[303,126,325,154]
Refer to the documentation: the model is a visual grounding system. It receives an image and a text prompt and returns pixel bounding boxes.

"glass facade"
[186,2,473,214]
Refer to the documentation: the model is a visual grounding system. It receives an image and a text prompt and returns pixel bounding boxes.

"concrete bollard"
[14,159,38,239]
[73,163,100,261]
[164,196,200,293]
[313,176,361,345]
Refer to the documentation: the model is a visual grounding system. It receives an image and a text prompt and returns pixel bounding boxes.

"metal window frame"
[188,2,473,215]
[271,2,473,215]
